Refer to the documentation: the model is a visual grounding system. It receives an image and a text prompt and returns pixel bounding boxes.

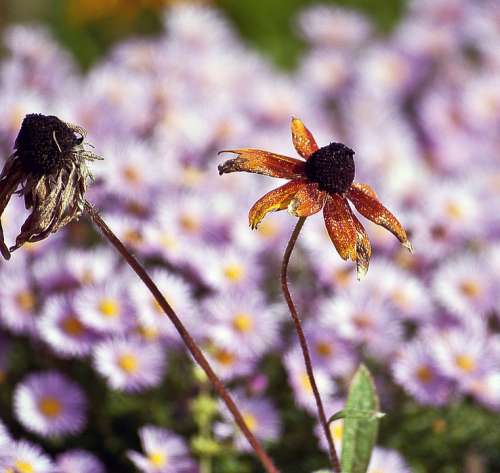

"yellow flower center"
[353,313,372,329]
[300,373,313,393]
[432,418,447,433]
[455,355,475,373]
[182,166,203,187]
[179,215,200,233]
[136,325,159,341]
[15,290,36,312]
[118,354,139,374]
[446,202,463,219]
[316,342,333,358]
[242,412,258,432]
[98,298,120,318]
[160,234,177,250]
[223,264,244,282]
[459,280,481,299]
[416,365,433,383]
[14,461,34,473]
[330,421,343,441]
[214,348,235,366]
[257,221,278,238]
[38,396,62,418]
[232,313,253,333]
[124,229,143,245]
[123,165,141,183]
[148,452,167,467]
[391,289,409,309]
[62,316,85,337]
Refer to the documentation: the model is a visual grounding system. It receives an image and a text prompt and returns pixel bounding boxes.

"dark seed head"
[14,114,82,175]
[304,142,355,194]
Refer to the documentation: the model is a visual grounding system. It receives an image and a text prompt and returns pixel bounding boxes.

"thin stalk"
[281,216,340,472]
[84,200,279,473]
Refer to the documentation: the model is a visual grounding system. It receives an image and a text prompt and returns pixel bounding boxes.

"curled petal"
[349,207,372,280]
[323,194,357,261]
[249,179,308,229]
[291,117,319,159]
[218,149,306,179]
[347,183,412,252]
[350,182,378,199]
[288,182,326,217]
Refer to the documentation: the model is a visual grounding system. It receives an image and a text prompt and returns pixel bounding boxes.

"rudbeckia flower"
[0,113,100,259]
[218,118,412,278]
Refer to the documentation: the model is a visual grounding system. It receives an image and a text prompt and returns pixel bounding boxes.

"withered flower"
[0,113,100,259]
[219,118,412,279]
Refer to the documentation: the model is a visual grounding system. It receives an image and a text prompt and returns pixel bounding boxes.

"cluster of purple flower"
[0,0,498,471]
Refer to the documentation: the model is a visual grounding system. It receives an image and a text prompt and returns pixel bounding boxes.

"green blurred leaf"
[341,364,380,473]
[328,408,385,424]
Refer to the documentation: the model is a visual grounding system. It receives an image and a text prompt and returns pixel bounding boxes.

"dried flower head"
[218,117,412,279]
[0,113,100,259]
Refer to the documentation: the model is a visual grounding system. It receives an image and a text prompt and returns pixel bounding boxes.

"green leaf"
[328,409,385,424]
[340,364,381,473]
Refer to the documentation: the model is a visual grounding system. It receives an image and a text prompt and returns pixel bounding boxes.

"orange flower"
[218,118,412,279]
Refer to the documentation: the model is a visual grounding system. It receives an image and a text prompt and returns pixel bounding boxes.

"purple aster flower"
[0,439,55,473]
[0,261,38,335]
[205,343,256,382]
[65,247,117,286]
[193,246,261,291]
[432,253,496,320]
[38,296,99,359]
[74,278,135,334]
[432,325,495,390]
[468,369,500,411]
[392,340,453,406]
[216,392,280,452]
[362,259,433,322]
[367,446,412,473]
[303,321,357,377]
[285,348,336,413]
[14,371,87,437]
[127,425,198,473]
[313,399,345,455]
[0,420,10,446]
[93,337,166,392]
[31,250,77,293]
[297,5,371,49]
[56,449,105,473]
[317,291,403,361]
[202,291,283,356]
[130,269,197,343]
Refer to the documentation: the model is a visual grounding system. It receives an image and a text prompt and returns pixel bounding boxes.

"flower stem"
[84,200,280,473]
[281,216,341,472]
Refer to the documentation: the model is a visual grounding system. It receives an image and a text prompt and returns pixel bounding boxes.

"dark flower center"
[304,142,355,194]
[14,114,83,175]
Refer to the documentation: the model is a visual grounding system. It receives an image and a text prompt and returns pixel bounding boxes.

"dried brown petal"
[323,194,357,261]
[291,117,319,159]
[288,182,326,217]
[218,149,306,180]
[249,179,308,229]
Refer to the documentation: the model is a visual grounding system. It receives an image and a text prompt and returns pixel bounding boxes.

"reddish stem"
[281,216,341,472]
[84,200,280,473]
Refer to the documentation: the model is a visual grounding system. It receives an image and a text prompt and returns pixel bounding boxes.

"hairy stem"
[281,216,341,472]
[84,200,280,473]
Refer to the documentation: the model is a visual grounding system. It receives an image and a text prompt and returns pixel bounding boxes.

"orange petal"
[350,182,378,199]
[349,207,372,280]
[291,117,319,159]
[347,183,412,252]
[288,182,326,217]
[323,194,357,261]
[218,149,306,179]
[249,179,308,229]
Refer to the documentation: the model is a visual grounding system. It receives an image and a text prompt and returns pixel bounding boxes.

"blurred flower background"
[0,0,499,472]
